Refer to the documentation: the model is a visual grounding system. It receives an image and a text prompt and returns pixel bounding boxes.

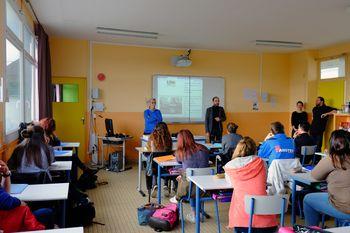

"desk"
[315,152,327,158]
[188,175,233,233]
[12,183,69,227]
[54,150,73,158]
[23,227,83,233]
[98,136,132,170]
[290,172,324,225]
[153,156,181,204]
[49,161,72,171]
[141,135,206,148]
[60,142,80,148]
[327,226,350,233]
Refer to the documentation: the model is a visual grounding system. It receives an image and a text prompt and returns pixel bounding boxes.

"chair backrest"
[301,145,317,156]
[244,194,288,232]
[11,171,49,184]
[186,167,216,177]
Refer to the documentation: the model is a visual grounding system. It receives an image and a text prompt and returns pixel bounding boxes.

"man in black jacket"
[310,96,337,152]
[205,96,226,143]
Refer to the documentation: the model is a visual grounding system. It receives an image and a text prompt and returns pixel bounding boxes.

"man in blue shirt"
[144,98,163,134]
[258,122,295,165]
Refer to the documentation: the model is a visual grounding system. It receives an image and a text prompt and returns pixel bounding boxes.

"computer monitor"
[105,118,114,137]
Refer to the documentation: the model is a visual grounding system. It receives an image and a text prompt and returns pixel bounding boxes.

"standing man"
[205,96,226,143]
[310,96,337,152]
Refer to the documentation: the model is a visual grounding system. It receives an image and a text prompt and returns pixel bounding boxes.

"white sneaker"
[169,196,178,204]
[163,185,170,197]
[186,213,196,223]
[151,185,158,198]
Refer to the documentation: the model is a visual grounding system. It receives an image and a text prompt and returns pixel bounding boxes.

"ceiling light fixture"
[96,27,158,39]
[255,40,303,48]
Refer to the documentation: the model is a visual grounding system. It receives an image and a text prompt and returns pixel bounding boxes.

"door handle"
[81,117,85,125]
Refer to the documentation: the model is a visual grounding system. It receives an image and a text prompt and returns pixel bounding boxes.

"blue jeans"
[304,193,350,226]
[33,208,54,229]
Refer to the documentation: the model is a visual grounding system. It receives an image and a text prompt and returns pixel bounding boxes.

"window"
[320,57,345,80]
[5,0,38,136]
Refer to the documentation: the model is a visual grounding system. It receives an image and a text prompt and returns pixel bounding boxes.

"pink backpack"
[148,203,179,231]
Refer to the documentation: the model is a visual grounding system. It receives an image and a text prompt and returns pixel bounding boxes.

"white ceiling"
[30,0,350,52]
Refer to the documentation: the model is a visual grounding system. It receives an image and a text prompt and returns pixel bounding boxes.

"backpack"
[77,171,98,191]
[108,152,121,172]
[137,203,162,226]
[148,203,179,232]
[67,185,96,227]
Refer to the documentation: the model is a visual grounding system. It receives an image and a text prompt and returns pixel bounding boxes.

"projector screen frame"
[152,74,225,124]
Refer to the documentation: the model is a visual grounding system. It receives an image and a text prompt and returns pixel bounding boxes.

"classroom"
[1,0,350,232]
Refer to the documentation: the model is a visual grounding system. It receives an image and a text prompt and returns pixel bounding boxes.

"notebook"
[10,184,28,194]
[154,155,176,163]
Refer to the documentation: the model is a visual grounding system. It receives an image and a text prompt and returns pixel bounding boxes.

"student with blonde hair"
[224,137,277,233]
[144,98,163,135]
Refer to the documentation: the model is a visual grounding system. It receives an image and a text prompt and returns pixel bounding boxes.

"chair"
[243,195,288,233]
[300,145,317,166]
[179,167,221,233]
[11,171,50,184]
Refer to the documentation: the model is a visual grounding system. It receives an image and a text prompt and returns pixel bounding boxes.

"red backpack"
[148,203,179,231]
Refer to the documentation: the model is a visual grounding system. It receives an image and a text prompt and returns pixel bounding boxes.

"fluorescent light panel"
[96,27,158,39]
[255,40,302,48]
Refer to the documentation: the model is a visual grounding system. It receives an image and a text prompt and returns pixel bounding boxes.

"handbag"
[137,203,162,226]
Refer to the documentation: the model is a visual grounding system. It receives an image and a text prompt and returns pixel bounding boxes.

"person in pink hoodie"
[224,137,278,233]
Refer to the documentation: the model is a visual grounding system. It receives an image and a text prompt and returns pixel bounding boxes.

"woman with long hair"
[170,129,209,223]
[224,137,277,233]
[304,130,350,226]
[148,122,173,198]
[8,125,54,174]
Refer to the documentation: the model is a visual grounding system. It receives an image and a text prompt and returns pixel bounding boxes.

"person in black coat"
[291,101,308,136]
[205,96,226,143]
[310,97,337,152]
[293,122,316,164]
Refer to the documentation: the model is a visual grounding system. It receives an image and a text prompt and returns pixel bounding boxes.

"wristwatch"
[2,171,11,178]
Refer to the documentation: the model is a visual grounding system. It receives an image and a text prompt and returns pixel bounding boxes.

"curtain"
[35,23,52,119]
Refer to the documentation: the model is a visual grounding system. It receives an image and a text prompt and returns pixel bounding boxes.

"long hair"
[39,118,56,136]
[149,122,172,151]
[20,125,51,169]
[329,130,350,170]
[232,137,257,159]
[176,129,206,161]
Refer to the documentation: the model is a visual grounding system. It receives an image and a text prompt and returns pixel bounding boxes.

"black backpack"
[77,171,98,191]
[67,185,96,227]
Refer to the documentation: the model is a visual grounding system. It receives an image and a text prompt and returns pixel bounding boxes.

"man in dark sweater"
[294,122,316,164]
[205,96,226,143]
[310,97,337,152]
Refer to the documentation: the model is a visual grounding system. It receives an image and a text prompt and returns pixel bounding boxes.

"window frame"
[4,0,38,142]
[319,56,346,80]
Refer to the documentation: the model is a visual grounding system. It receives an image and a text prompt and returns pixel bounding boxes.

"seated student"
[224,137,278,233]
[221,122,242,155]
[147,122,173,197]
[39,118,96,177]
[0,160,53,231]
[304,130,350,226]
[8,125,54,176]
[169,129,209,223]
[293,122,316,164]
[258,122,295,165]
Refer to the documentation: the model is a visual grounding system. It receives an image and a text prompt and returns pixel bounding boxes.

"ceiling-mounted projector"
[171,49,192,67]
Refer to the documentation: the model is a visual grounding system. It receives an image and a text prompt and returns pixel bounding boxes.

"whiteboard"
[152,75,225,123]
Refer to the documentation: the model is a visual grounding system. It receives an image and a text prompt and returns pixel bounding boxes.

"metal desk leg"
[195,185,201,233]
[61,199,66,227]
[122,139,126,171]
[101,140,105,168]
[157,164,162,204]
[292,179,296,225]
[137,151,145,196]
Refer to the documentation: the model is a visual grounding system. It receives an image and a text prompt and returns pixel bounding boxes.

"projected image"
[159,96,182,114]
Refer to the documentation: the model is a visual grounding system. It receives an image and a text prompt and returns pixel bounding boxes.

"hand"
[264,133,274,141]
[293,131,300,139]
[0,160,9,176]
[176,175,182,182]
[21,201,27,206]
[321,113,327,118]
[214,117,220,122]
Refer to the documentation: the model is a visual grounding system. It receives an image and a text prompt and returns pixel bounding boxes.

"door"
[52,77,87,162]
